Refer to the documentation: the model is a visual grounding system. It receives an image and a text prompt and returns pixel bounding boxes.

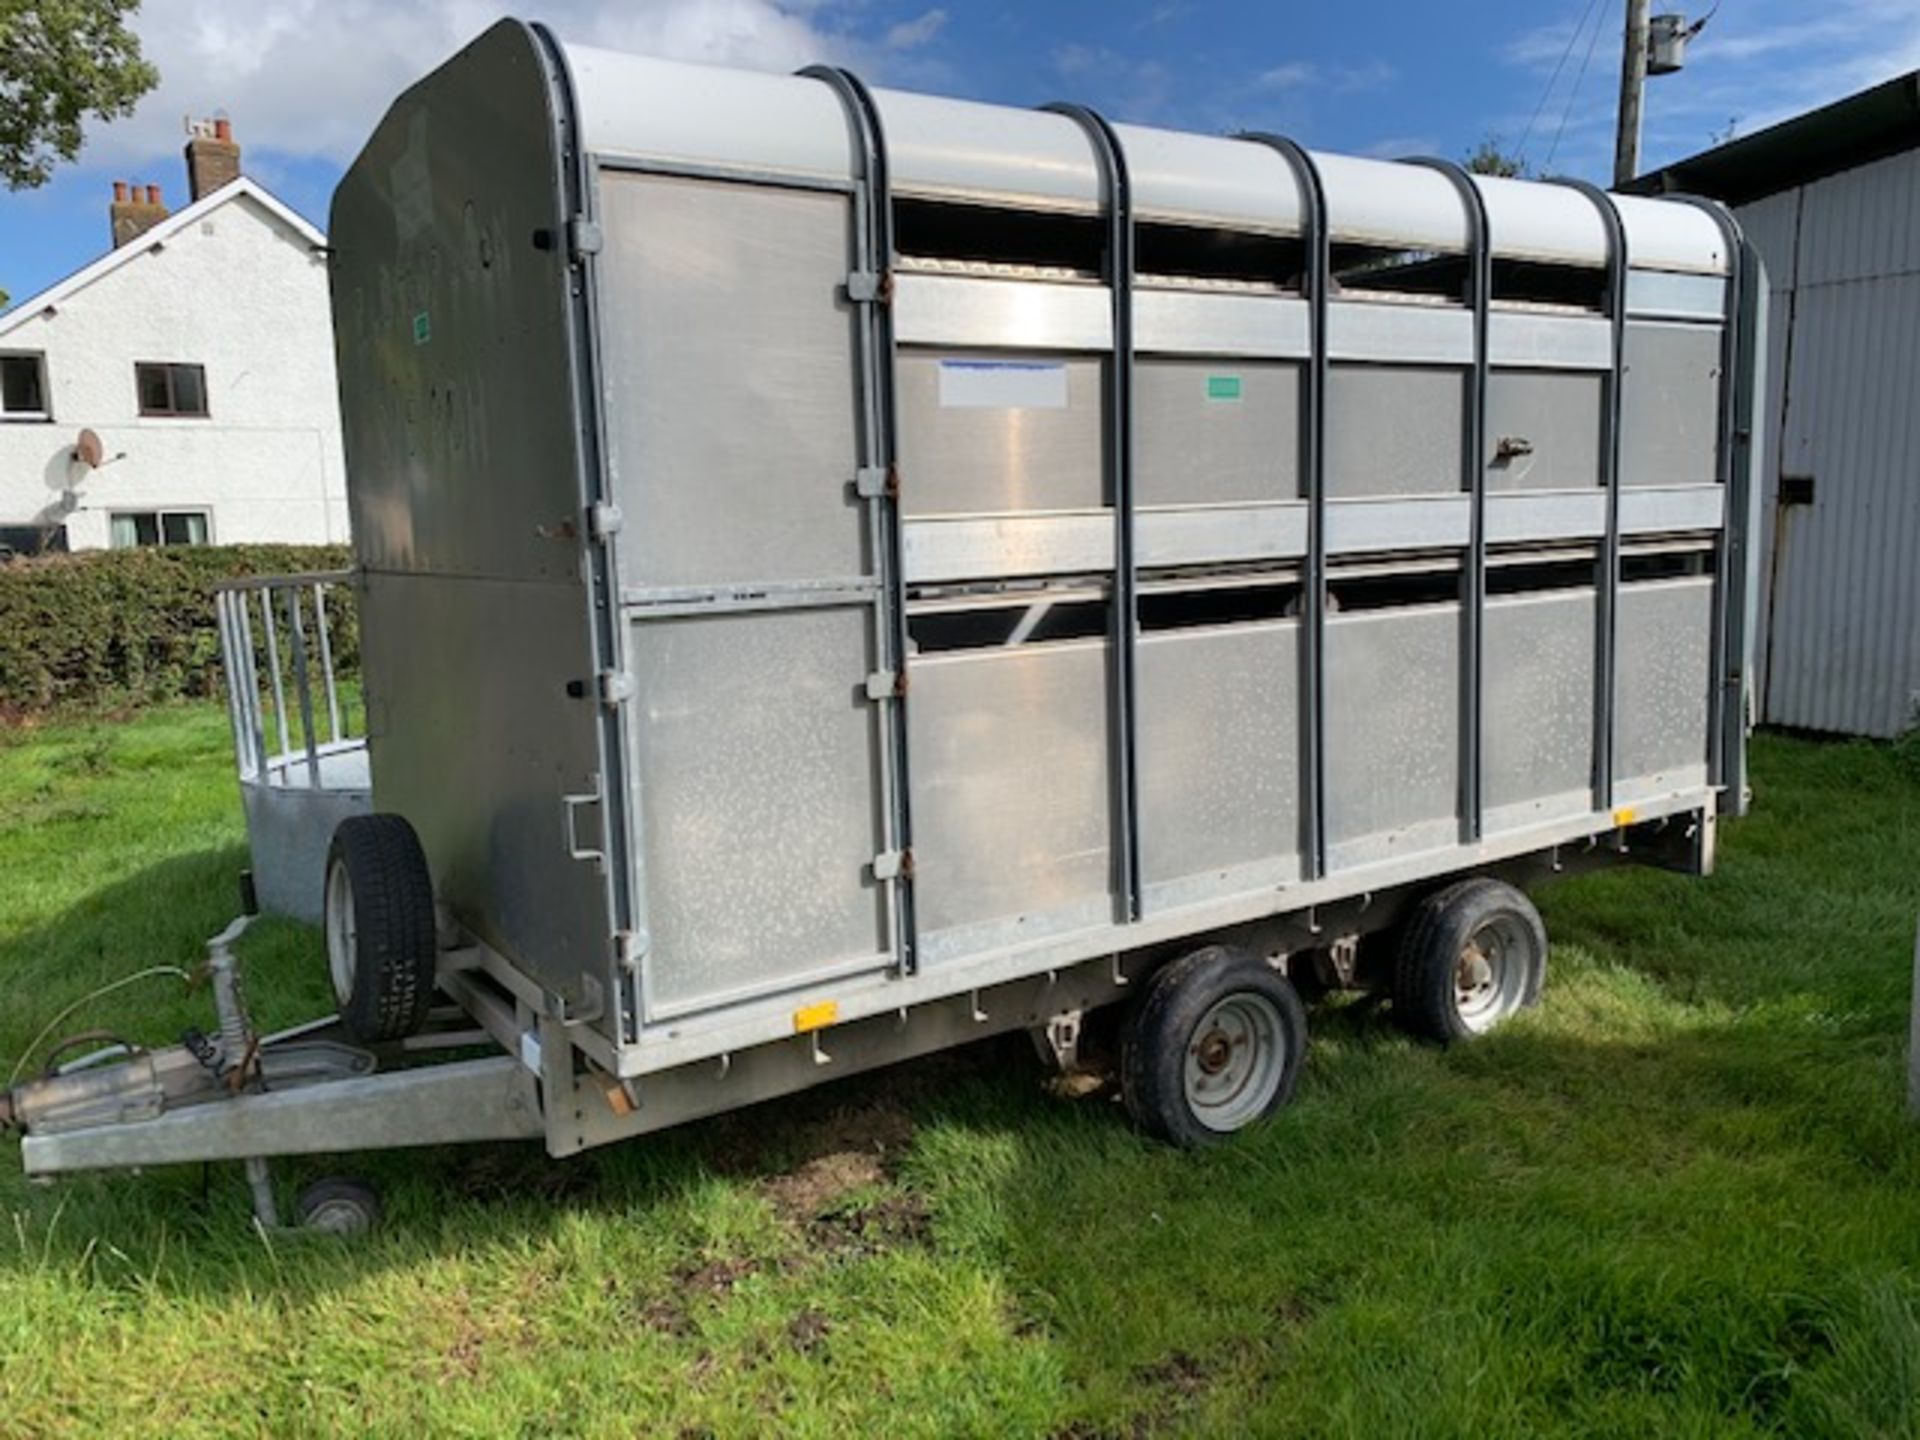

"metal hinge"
[598,670,634,706]
[852,464,900,502]
[614,929,648,974]
[569,217,603,260]
[871,848,914,882]
[865,669,908,700]
[846,269,889,303]
[587,501,624,539]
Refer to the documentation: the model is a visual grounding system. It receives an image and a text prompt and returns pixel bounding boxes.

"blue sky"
[3,0,1917,310]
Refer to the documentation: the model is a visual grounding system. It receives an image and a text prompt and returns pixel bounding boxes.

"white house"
[0,123,348,555]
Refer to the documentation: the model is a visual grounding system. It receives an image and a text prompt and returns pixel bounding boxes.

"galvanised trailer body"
[9,19,1763,1212]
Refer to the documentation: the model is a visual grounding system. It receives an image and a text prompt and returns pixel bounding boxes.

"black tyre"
[1119,945,1308,1148]
[323,814,437,1042]
[295,1176,381,1236]
[1392,877,1546,1044]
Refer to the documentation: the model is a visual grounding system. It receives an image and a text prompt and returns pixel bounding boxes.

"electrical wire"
[1544,0,1612,172]
[1516,0,1604,165]
[6,966,196,1087]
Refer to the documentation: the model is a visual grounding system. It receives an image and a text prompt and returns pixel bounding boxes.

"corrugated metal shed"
[1630,74,1920,738]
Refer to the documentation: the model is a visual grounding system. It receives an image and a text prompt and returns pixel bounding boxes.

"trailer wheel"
[324,814,437,1042]
[1392,878,1546,1043]
[295,1176,381,1237]
[1119,946,1307,1147]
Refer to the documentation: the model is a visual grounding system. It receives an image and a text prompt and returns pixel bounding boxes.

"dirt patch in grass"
[743,1096,932,1260]
[634,1254,769,1336]
[742,1095,918,1219]
[805,1189,931,1259]
[1135,1349,1211,1397]
[627,1097,928,1337]
[760,1147,890,1224]
[787,1306,832,1354]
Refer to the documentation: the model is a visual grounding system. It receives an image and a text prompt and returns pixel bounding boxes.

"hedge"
[0,545,356,718]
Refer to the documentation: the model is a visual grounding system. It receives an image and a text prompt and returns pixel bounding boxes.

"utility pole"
[1614,0,1650,187]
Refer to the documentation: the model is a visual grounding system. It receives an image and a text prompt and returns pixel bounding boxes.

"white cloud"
[1328,59,1395,92]
[1254,61,1316,91]
[1253,57,1392,96]
[884,8,946,51]
[1049,44,1174,122]
[84,0,865,173]
[1360,134,1439,160]
[1501,17,1582,70]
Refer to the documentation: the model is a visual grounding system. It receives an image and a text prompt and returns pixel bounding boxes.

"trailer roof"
[562,39,1727,274]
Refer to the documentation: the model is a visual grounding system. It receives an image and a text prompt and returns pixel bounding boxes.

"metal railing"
[214,571,359,789]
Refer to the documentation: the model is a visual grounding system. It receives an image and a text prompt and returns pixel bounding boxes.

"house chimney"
[110,180,170,248]
[185,116,242,201]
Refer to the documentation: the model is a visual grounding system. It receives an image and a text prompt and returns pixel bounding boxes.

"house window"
[1,353,49,420]
[0,524,67,560]
[134,362,208,417]
[110,510,210,547]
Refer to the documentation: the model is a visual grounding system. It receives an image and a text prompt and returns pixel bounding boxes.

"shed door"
[1765,270,1920,737]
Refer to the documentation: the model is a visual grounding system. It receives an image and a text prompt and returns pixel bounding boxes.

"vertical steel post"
[312,580,343,744]
[285,587,322,789]
[531,24,644,1041]
[235,589,267,781]
[1668,196,1748,798]
[1044,102,1141,921]
[257,589,291,770]
[215,591,249,780]
[1406,157,1490,845]
[1236,133,1328,880]
[1549,178,1628,814]
[800,63,917,971]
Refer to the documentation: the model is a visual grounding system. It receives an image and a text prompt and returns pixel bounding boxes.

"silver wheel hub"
[1453,915,1531,1033]
[304,1197,372,1236]
[1182,992,1288,1133]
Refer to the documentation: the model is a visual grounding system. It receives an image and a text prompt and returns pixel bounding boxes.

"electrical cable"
[1516,0,1603,165]
[1545,0,1612,172]
[6,965,195,1087]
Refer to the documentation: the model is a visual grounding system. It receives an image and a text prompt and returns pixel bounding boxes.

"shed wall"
[1737,147,1920,737]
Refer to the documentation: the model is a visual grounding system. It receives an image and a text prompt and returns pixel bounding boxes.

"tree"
[1465,135,1530,179]
[0,0,158,191]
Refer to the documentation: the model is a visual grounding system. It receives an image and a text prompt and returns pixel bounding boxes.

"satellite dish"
[73,429,105,469]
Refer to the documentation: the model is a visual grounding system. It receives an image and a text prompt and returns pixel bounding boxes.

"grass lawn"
[1,703,1918,1437]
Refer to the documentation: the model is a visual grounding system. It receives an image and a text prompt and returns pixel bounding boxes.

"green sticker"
[412,311,431,345]
[1206,374,1242,401]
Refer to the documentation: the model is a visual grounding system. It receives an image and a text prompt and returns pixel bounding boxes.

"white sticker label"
[519,1029,543,1075]
[938,359,1069,410]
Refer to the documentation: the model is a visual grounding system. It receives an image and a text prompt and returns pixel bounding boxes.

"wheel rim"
[1182,992,1289,1133]
[1454,913,1533,1033]
[323,858,356,1008]
[304,1196,372,1236]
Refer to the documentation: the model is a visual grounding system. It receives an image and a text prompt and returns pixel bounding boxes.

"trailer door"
[592,168,895,1023]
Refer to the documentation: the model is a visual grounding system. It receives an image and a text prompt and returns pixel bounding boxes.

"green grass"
[2,705,1918,1438]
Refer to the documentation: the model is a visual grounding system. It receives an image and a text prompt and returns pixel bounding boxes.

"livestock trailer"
[4,19,1764,1228]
